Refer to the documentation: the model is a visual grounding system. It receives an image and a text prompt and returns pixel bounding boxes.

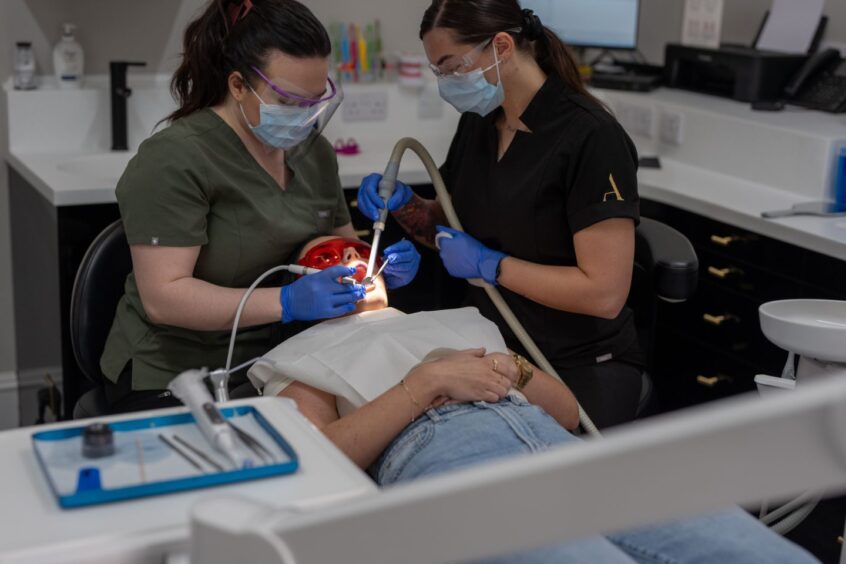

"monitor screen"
[520,0,640,50]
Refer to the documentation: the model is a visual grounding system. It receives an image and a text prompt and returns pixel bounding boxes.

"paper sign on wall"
[681,0,725,49]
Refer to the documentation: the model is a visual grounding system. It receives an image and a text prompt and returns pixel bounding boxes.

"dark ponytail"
[420,0,606,111]
[166,0,331,123]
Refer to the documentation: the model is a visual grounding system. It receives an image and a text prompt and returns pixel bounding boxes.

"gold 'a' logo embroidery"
[603,173,624,202]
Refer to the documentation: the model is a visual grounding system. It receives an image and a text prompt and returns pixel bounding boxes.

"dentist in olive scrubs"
[358,0,642,429]
[99,0,420,414]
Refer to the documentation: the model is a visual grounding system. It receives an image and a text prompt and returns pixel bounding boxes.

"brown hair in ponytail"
[166,0,331,123]
[420,0,606,111]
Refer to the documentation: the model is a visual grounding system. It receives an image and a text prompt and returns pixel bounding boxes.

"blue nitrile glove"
[280,266,366,323]
[356,173,413,221]
[435,226,507,286]
[382,239,421,289]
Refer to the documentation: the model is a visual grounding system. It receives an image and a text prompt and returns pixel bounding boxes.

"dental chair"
[69,220,257,419]
[629,217,699,416]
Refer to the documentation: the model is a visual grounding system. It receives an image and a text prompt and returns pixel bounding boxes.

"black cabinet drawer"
[698,248,799,302]
[653,331,759,410]
[642,201,805,276]
[660,280,788,375]
[803,250,846,299]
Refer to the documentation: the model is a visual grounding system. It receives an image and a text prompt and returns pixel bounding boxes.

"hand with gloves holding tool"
[356,173,413,220]
[436,226,507,286]
[280,266,366,323]
[381,240,422,289]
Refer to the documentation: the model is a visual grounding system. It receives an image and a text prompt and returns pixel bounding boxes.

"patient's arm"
[521,365,581,431]
[487,352,580,430]
[280,348,511,469]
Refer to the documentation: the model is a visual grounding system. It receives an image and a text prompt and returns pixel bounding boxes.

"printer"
[664,44,808,103]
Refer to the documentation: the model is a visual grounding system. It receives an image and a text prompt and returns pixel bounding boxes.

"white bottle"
[53,23,84,89]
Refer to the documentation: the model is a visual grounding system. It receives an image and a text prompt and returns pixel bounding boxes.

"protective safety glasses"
[250,66,344,139]
[297,238,383,283]
[252,66,340,108]
[428,28,521,79]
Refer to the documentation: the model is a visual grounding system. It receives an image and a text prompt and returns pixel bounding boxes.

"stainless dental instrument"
[159,433,205,474]
[362,256,390,287]
[136,437,147,483]
[173,434,225,472]
[227,420,275,464]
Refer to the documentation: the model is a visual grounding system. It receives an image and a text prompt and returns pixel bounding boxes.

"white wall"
[1,0,845,377]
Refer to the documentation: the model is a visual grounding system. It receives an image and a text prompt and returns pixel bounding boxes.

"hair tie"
[520,8,545,42]
[227,0,254,27]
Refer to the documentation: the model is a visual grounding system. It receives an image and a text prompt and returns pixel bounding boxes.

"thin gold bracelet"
[400,379,421,423]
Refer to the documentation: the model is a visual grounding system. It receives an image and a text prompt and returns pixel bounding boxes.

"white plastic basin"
[759,299,846,363]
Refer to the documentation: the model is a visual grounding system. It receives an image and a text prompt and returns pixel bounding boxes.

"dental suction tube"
[365,160,402,280]
[213,264,356,403]
[380,138,601,437]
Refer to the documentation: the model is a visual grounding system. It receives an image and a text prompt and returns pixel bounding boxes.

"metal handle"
[707,266,742,280]
[696,374,731,387]
[710,235,739,247]
[703,313,738,326]
[354,229,372,239]
[350,199,359,209]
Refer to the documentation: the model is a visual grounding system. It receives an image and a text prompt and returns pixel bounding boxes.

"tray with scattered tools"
[32,405,298,509]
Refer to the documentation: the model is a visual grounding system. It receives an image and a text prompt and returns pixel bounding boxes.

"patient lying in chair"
[248,236,817,564]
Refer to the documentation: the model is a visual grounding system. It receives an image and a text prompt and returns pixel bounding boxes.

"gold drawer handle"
[703,313,738,326]
[710,235,739,247]
[350,199,359,208]
[696,375,730,387]
[707,266,742,280]
[354,229,372,239]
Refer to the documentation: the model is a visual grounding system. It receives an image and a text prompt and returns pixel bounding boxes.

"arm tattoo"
[392,194,447,249]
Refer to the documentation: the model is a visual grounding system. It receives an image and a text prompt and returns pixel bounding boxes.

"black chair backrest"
[69,220,132,386]
[629,217,699,375]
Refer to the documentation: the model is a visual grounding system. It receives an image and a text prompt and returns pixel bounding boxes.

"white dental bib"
[248,307,508,416]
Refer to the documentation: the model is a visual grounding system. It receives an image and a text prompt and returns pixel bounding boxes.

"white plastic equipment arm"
[191,376,846,564]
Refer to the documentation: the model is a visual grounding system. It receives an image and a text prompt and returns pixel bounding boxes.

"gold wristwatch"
[511,353,534,391]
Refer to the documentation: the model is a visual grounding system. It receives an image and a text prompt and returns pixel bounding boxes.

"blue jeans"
[371,396,818,563]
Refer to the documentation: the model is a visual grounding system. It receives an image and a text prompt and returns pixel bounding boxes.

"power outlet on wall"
[614,101,655,140]
[342,90,389,122]
[659,110,685,146]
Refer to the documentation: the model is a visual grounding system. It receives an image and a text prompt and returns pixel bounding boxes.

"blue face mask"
[240,87,315,150]
[437,48,504,117]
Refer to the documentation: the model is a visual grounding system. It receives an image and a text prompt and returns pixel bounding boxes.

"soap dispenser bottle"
[53,23,84,88]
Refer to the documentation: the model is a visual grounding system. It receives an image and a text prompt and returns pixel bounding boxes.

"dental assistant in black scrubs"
[357,0,643,429]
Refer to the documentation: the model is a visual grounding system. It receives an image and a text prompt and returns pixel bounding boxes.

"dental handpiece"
[168,369,252,470]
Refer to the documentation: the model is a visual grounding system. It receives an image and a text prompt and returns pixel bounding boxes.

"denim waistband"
[411,393,530,427]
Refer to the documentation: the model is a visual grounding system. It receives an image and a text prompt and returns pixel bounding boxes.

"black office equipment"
[591,62,663,93]
[784,48,846,113]
[664,44,808,103]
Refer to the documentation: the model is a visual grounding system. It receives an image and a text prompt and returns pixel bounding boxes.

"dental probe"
[362,256,390,287]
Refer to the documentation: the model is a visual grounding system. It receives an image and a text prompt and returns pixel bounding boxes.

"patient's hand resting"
[408,348,516,405]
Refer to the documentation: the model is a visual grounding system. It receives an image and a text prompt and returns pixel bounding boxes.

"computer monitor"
[520,0,640,50]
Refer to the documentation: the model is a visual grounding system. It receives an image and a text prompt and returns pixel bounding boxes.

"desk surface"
[0,397,377,563]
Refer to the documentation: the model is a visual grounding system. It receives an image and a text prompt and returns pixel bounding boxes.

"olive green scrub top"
[100,109,351,391]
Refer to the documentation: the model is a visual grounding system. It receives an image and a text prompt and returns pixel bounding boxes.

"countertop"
[8,145,846,262]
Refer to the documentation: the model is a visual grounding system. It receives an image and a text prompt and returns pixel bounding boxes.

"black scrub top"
[441,74,643,370]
